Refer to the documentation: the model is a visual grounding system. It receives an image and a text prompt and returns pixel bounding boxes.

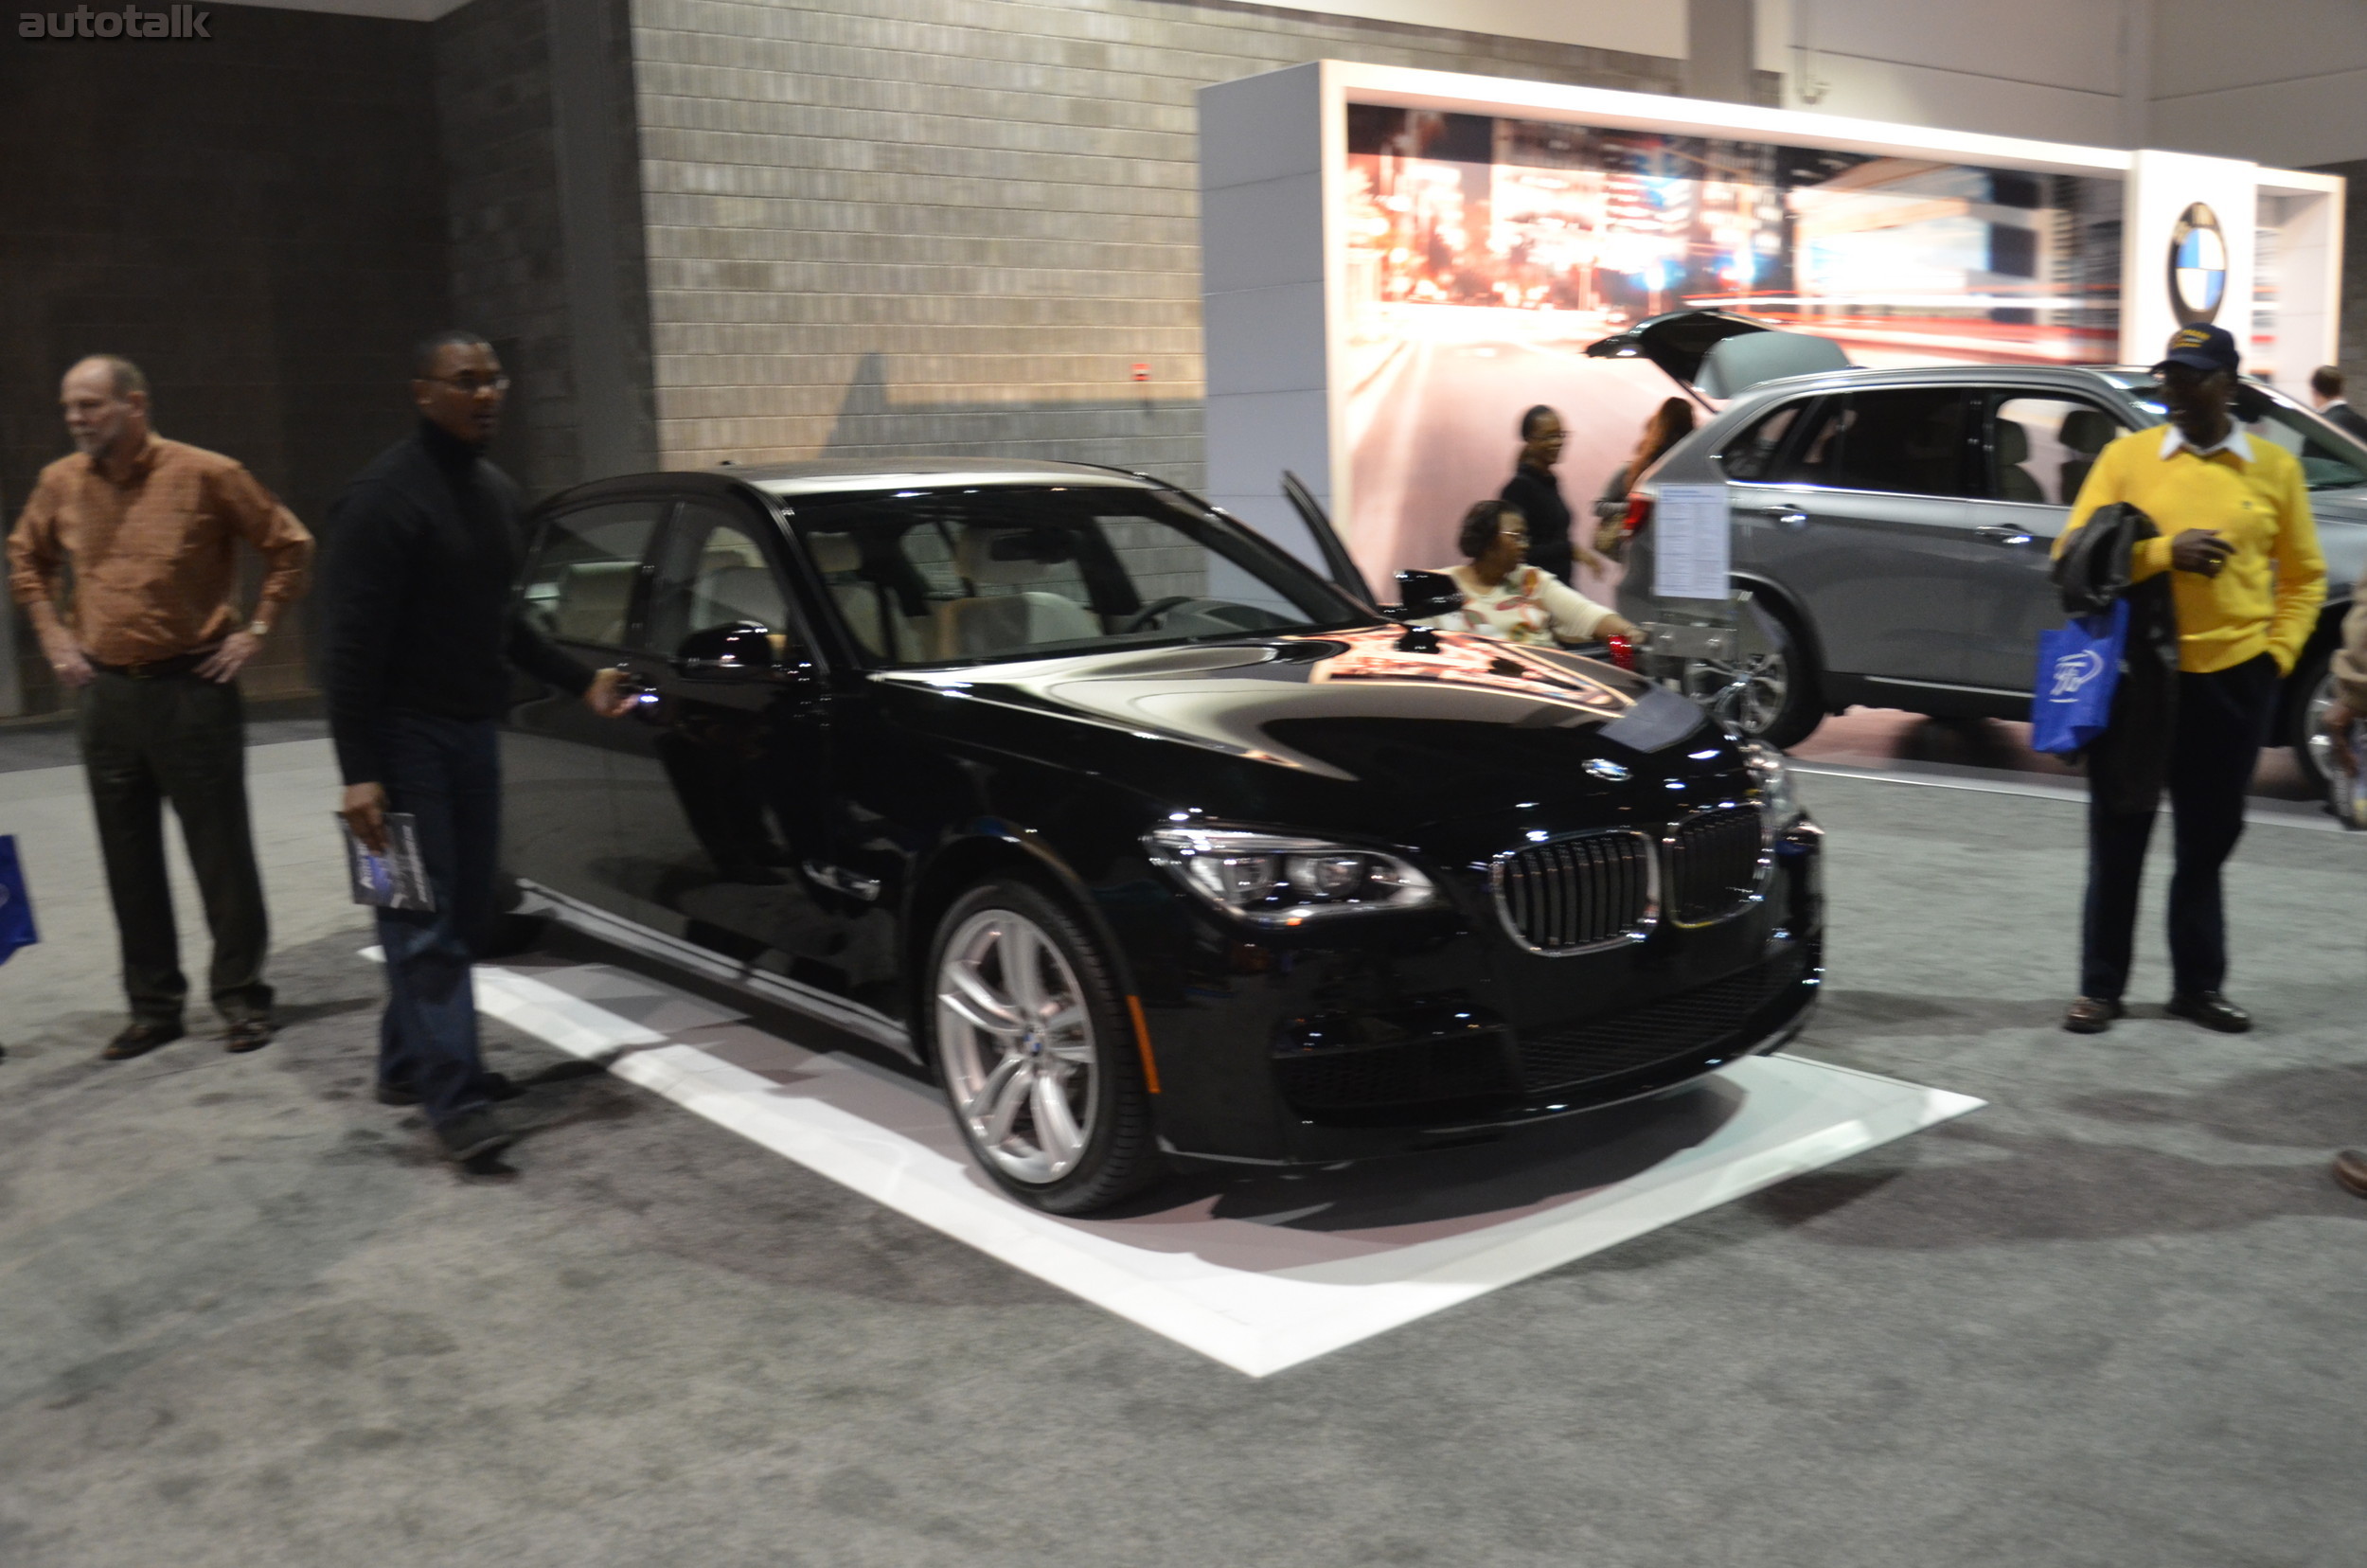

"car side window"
[1718,401,1809,482]
[1988,396,2126,507]
[2239,400,2367,490]
[519,501,664,648]
[1794,388,1975,497]
[641,502,809,660]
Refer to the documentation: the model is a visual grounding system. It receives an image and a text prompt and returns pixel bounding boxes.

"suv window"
[1987,396,2127,506]
[1784,388,1974,497]
[520,501,664,648]
[2125,380,2367,491]
[1718,401,1808,481]
[791,486,1361,667]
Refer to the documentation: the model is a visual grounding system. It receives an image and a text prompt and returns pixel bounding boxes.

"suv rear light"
[1621,494,1654,539]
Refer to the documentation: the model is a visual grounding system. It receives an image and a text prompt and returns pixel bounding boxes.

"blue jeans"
[374,714,502,1128]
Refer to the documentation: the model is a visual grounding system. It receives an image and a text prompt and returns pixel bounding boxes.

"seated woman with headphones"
[1429,498,1644,648]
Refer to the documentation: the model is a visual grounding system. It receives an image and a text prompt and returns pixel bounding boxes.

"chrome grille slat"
[1489,829,1656,954]
[1665,804,1769,927]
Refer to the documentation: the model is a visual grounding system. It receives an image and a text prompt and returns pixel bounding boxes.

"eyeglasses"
[422,374,510,394]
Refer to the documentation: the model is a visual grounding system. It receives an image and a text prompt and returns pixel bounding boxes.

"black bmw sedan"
[499,459,1823,1213]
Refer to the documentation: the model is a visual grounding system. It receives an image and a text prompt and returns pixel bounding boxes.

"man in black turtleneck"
[322,331,629,1166]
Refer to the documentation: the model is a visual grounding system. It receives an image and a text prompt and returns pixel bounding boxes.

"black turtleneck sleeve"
[322,424,592,785]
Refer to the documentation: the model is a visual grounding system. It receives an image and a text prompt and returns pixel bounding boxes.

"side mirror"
[674,624,799,682]
[1387,568,1466,622]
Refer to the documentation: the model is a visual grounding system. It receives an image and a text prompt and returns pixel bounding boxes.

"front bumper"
[1117,819,1824,1167]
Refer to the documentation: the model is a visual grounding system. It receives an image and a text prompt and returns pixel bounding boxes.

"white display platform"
[427,953,1981,1377]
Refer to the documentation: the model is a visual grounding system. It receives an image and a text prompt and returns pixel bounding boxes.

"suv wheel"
[1682,591,1824,750]
[926,878,1160,1214]
[2288,645,2339,795]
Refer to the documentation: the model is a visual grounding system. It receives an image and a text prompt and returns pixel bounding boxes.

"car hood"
[877,628,1732,828]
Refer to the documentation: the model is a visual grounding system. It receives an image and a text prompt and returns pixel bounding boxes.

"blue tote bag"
[0,833,36,966]
[2031,598,2128,757]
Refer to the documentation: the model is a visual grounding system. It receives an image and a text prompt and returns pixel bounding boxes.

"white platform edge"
[392,951,1983,1378]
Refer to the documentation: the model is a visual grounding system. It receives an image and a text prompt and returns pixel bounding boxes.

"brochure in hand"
[338,812,436,911]
[2330,720,2367,831]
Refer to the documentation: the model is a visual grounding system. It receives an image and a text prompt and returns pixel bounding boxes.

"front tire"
[1682,590,1824,750]
[925,877,1161,1215]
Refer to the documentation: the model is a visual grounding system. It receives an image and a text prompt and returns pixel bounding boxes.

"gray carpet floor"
[2,757,2364,1567]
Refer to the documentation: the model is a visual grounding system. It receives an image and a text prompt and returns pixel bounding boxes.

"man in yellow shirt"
[2055,325,2324,1036]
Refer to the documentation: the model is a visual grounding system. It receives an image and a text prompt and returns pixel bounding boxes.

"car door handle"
[1974,524,2037,546]
[1751,505,1808,528]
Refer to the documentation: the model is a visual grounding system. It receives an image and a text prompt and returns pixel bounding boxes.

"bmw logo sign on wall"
[2168,202,2228,326]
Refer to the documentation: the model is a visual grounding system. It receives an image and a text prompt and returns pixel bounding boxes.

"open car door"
[1281,470,1376,610]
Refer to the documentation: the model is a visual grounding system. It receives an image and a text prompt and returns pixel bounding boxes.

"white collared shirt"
[2159,424,2254,462]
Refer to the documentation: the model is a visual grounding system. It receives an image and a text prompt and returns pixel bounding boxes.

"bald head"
[61,355,151,466]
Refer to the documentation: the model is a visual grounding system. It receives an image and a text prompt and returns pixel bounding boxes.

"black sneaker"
[378,1071,523,1108]
[436,1107,523,1164]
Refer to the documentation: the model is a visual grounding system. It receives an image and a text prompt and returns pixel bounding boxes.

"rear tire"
[925,877,1162,1215]
[2287,643,2339,796]
[1682,590,1824,751]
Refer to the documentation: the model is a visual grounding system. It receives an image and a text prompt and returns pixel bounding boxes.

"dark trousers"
[374,713,502,1128]
[2081,654,2279,1000]
[80,669,271,1024]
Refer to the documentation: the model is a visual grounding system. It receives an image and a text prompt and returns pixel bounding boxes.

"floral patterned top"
[1428,563,1618,646]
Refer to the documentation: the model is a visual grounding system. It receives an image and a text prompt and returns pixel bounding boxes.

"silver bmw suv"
[1606,316,2366,788]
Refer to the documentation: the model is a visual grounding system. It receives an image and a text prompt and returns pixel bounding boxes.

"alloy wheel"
[935,908,1098,1185]
[1683,645,1790,738]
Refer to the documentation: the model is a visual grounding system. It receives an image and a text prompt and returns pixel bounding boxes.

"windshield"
[2122,380,2367,491]
[792,486,1372,668]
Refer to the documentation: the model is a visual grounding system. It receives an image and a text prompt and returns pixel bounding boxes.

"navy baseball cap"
[2154,324,2240,375]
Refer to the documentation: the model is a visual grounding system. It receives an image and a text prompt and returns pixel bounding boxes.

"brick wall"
[626,0,1686,490]
[0,4,447,713]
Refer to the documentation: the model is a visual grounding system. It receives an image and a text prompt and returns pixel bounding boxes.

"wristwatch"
[247,619,271,637]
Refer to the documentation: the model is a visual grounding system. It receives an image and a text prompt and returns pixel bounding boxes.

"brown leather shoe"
[2334,1150,2367,1199]
[101,1020,184,1060]
[223,1017,276,1054]
[2062,997,2124,1034]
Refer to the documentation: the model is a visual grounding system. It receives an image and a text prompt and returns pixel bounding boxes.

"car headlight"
[1145,828,1437,925]
[1741,740,1802,829]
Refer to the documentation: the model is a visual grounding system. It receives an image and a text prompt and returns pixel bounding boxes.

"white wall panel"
[1255,1,1684,62]
[2151,71,2367,169]
[1790,0,2124,95]
[2151,0,2367,98]
[1788,49,2123,145]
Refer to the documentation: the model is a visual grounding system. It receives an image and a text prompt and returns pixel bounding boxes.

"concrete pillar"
[1686,0,1754,104]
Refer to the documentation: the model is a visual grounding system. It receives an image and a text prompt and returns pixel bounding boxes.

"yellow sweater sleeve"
[2055,439,2172,579]
[2265,453,2326,675]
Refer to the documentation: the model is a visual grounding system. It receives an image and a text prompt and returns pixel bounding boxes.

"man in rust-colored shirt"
[7,354,312,1059]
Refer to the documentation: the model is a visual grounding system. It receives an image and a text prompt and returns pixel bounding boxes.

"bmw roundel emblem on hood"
[2168,203,2227,327]
[1583,757,1631,782]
